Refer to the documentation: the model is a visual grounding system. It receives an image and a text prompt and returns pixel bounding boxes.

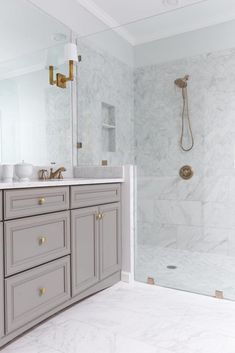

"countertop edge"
[0,178,124,190]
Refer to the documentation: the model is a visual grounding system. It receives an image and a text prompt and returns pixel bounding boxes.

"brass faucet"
[49,167,66,179]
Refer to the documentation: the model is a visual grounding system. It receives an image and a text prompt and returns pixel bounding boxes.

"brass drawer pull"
[39,236,47,245]
[39,287,46,296]
[38,197,45,205]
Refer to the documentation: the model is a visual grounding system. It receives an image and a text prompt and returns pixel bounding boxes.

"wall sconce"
[49,43,80,89]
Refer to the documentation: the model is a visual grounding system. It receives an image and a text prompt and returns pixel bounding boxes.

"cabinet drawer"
[4,211,70,276]
[0,223,3,339]
[71,184,120,209]
[5,256,70,333]
[0,191,2,221]
[4,187,69,219]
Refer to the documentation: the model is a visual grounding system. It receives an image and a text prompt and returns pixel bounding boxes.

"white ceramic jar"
[15,161,33,182]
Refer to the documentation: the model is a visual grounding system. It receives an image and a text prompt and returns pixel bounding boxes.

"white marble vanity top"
[0,178,124,190]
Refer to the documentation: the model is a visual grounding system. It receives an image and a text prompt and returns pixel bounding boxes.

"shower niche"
[101,102,116,152]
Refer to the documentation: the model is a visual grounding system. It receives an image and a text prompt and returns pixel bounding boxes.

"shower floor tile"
[2,281,235,353]
[135,244,235,300]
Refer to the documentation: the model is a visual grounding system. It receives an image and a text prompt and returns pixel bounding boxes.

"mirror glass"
[0,0,72,166]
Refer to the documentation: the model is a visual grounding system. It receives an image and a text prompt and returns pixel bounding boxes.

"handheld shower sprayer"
[174,75,189,89]
[174,75,194,152]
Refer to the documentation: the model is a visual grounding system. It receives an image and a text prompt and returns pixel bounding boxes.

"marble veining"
[2,282,235,353]
[134,47,235,299]
[76,39,134,167]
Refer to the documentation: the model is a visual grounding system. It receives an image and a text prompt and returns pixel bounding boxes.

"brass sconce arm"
[49,60,75,89]
[48,41,82,89]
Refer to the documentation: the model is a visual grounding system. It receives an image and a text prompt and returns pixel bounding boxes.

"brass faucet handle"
[38,169,49,180]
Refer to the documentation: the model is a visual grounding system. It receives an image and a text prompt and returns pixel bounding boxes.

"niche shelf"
[102,102,116,152]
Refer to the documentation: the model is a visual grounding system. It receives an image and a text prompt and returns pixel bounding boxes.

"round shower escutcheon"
[179,165,193,180]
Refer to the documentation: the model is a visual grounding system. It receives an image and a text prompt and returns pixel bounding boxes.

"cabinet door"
[71,207,99,296]
[0,223,4,338]
[99,203,121,280]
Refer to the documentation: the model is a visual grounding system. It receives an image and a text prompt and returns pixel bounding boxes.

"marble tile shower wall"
[76,40,134,166]
[134,47,235,257]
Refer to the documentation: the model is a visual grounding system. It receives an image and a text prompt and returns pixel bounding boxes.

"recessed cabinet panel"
[4,211,70,276]
[99,203,121,280]
[0,192,2,221]
[71,207,99,296]
[71,184,120,209]
[5,256,71,334]
[0,223,4,338]
[4,187,69,219]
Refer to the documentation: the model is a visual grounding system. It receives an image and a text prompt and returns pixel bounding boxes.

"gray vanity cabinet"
[5,256,71,333]
[4,211,70,276]
[0,223,4,338]
[71,207,99,296]
[4,187,69,220]
[99,203,121,280]
[71,200,121,296]
[0,183,122,348]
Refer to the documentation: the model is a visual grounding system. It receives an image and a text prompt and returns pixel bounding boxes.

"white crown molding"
[75,0,235,47]
[75,0,136,45]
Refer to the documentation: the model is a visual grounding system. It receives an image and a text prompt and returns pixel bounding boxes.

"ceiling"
[76,0,205,27]
[75,0,235,45]
[0,0,69,63]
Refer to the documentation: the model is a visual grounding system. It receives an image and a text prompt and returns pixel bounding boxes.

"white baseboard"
[121,271,133,283]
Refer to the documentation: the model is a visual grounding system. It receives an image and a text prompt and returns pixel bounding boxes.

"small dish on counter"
[15,161,33,182]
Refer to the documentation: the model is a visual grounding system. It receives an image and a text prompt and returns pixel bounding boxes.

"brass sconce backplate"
[56,73,67,89]
[179,165,193,180]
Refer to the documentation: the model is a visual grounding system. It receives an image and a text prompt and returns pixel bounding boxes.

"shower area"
[134,45,235,301]
[77,11,235,301]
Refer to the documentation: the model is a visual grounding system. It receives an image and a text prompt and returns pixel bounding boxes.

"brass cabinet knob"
[38,197,45,205]
[39,236,47,245]
[39,287,46,296]
[96,213,103,220]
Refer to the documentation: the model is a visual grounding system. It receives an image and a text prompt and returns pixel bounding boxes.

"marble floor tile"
[2,282,235,353]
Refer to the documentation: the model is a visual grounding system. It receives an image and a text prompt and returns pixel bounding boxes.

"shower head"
[174,75,189,89]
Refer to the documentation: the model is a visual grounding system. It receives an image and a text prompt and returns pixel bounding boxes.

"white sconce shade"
[64,43,78,62]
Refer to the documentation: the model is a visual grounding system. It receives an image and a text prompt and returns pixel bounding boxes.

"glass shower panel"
[76,13,235,300]
[127,15,235,301]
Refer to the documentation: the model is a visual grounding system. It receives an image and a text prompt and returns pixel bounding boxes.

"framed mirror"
[0,0,73,168]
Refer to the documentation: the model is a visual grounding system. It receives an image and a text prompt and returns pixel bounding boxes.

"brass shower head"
[174,75,189,89]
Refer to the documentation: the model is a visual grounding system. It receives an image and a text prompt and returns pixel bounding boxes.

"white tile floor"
[3,281,235,353]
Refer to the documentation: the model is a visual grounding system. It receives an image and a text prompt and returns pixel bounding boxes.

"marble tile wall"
[76,40,134,166]
[134,47,235,259]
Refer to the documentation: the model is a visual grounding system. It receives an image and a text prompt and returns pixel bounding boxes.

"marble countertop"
[0,178,124,189]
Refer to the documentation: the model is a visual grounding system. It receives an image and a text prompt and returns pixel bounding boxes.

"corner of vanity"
[0,180,123,348]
